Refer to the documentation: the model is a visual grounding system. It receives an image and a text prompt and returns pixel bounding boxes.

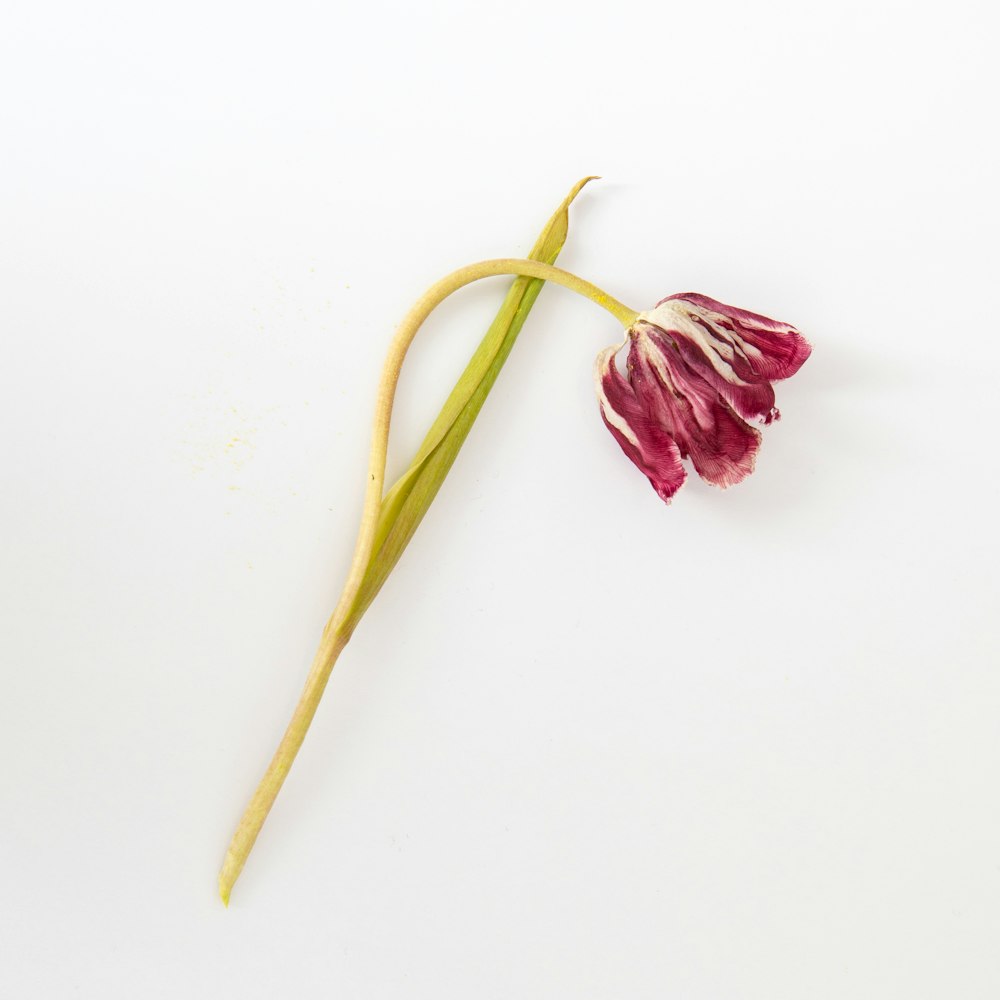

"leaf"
[343,177,596,628]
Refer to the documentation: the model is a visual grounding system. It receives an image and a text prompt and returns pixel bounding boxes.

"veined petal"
[639,294,811,424]
[594,344,686,502]
[629,328,761,489]
[657,293,811,381]
[646,324,779,424]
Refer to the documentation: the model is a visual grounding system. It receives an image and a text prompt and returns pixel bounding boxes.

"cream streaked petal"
[634,292,810,425]
[594,344,687,502]
[644,322,780,425]
[593,344,639,448]
[629,332,761,490]
[661,293,812,382]
[640,302,748,387]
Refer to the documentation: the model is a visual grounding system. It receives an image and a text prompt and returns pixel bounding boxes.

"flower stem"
[219,627,349,906]
[326,259,636,639]
[218,259,636,905]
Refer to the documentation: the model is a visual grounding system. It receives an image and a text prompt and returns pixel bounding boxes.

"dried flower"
[220,180,813,905]
[595,293,811,502]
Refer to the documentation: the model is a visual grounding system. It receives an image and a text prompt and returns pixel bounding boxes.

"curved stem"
[326,259,636,637]
[218,259,637,904]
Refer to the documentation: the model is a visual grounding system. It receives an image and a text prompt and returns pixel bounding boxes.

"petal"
[638,295,810,424]
[594,344,687,502]
[647,324,779,425]
[661,293,812,381]
[629,329,761,489]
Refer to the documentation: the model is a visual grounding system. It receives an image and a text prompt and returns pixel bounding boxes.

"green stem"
[326,258,635,639]
[218,258,636,905]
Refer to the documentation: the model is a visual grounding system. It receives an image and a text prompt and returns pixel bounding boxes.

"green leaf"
[343,178,596,628]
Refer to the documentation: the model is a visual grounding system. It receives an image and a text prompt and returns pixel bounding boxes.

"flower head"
[595,293,811,503]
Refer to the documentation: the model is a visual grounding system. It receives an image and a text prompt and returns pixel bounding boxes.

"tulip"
[596,294,811,502]
[220,180,813,905]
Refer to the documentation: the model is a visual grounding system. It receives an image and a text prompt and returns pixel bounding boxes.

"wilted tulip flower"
[595,293,811,502]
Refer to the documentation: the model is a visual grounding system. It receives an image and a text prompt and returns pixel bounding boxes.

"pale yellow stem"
[218,627,348,905]
[218,259,637,905]
[325,259,636,640]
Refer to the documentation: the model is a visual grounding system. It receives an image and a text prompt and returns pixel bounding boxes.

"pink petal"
[629,330,761,489]
[594,345,687,502]
[647,325,780,425]
[663,292,812,382]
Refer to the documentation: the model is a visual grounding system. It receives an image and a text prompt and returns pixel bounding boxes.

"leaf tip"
[568,175,601,200]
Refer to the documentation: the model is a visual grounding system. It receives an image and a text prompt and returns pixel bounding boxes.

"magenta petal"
[662,292,812,382]
[595,345,687,502]
[648,326,779,425]
[628,331,761,489]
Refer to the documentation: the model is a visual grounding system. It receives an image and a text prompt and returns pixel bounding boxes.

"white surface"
[2,1,998,996]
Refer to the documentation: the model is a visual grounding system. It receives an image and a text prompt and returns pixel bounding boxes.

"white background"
[2,1,998,996]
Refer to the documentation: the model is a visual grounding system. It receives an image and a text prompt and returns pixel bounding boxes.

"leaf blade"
[344,178,596,627]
